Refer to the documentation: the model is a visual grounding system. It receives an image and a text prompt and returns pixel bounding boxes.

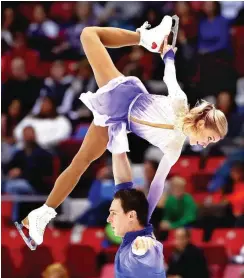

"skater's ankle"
[44,203,56,209]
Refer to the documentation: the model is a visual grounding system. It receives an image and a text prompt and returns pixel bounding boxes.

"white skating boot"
[137,15,179,53]
[15,204,57,250]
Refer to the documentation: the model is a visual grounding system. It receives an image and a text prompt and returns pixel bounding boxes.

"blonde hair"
[183,100,228,138]
[42,263,69,278]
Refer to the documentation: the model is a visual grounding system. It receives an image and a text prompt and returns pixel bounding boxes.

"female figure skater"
[17,16,227,250]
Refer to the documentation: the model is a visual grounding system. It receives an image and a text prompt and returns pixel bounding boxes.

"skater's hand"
[8,168,22,178]
[160,36,177,56]
[22,217,29,229]
[160,220,172,230]
[132,236,156,255]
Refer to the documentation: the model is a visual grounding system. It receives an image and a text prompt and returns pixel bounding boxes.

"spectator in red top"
[175,2,198,42]
[116,46,154,81]
[52,2,100,60]
[2,32,39,80]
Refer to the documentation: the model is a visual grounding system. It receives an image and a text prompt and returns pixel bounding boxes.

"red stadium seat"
[49,2,75,22]
[65,245,98,278]
[34,61,52,78]
[203,244,228,278]
[193,192,210,204]
[58,139,83,166]
[170,156,200,177]
[191,173,213,192]
[224,264,244,278]
[231,26,244,76]
[100,264,115,278]
[65,60,79,74]
[167,229,204,246]
[211,229,244,256]
[19,245,54,278]
[161,243,174,264]
[43,156,61,185]
[204,157,225,173]
[1,245,17,278]
[81,228,105,253]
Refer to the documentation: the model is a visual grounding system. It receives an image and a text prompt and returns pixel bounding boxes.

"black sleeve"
[166,255,179,276]
[183,249,210,278]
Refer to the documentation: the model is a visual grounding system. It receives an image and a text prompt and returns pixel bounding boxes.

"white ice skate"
[15,204,57,251]
[137,15,179,53]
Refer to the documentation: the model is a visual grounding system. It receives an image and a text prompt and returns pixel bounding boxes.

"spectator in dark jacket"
[2,57,42,117]
[167,228,209,278]
[4,126,53,221]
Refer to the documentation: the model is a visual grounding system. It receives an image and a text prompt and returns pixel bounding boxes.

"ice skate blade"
[14,222,37,251]
[171,15,179,48]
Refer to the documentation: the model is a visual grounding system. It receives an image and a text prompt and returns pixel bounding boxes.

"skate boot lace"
[37,211,56,236]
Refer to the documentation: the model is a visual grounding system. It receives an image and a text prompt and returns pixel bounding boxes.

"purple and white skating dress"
[79,58,189,213]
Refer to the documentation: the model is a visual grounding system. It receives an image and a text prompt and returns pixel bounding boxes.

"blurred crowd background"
[1,1,244,278]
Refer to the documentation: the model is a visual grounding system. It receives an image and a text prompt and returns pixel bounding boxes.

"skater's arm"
[112,153,133,186]
[161,38,187,101]
[147,150,181,220]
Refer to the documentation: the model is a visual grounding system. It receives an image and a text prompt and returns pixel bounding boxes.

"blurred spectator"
[160,176,197,231]
[167,228,209,278]
[27,4,59,59]
[63,58,96,124]
[220,1,244,22]
[196,1,236,97]
[14,96,72,149]
[174,2,197,86]
[1,8,14,53]
[52,2,101,60]
[2,57,42,116]
[208,150,244,193]
[100,1,143,30]
[198,1,230,54]
[3,126,53,221]
[1,100,23,165]
[231,245,244,264]
[1,7,28,54]
[32,60,74,115]
[70,166,114,243]
[116,46,154,81]
[42,263,69,278]
[175,2,198,42]
[222,161,244,194]
[49,2,75,24]
[2,32,40,81]
[216,90,244,138]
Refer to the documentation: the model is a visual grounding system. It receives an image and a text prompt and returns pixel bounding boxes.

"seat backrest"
[1,245,17,278]
[19,245,54,278]
[65,245,98,278]
[211,229,244,256]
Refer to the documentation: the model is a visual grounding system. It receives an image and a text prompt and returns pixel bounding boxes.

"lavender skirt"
[79,76,149,153]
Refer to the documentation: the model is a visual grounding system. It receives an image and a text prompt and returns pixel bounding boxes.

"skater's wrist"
[162,49,175,62]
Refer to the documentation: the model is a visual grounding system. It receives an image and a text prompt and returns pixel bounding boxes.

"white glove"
[132,236,156,256]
